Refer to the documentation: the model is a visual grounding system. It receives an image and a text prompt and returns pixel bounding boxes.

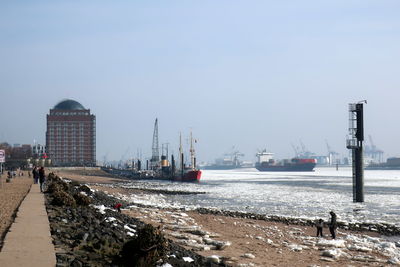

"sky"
[1,1,400,163]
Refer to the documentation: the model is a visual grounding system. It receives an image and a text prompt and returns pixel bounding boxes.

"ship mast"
[190,131,195,169]
[179,132,183,170]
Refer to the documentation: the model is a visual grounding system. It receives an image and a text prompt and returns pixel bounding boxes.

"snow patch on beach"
[92,204,108,214]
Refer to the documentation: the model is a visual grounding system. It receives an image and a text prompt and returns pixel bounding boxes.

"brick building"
[46,99,96,166]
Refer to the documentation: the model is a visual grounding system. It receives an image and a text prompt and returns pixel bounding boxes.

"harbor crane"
[150,118,160,170]
[325,140,339,165]
[291,143,300,157]
[224,146,244,167]
[365,135,384,163]
[298,140,314,158]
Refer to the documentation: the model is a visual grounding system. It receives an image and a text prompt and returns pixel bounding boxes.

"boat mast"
[179,132,183,170]
[190,130,195,169]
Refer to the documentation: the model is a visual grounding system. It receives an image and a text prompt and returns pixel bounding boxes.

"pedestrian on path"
[32,166,39,184]
[329,211,337,239]
[38,166,45,193]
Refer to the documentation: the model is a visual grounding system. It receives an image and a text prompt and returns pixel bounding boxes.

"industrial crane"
[325,140,339,165]
[366,135,384,163]
[150,118,160,170]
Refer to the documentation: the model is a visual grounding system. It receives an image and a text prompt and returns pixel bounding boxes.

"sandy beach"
[55,169,400,266]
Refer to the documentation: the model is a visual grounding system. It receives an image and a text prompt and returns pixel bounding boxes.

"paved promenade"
[0,183,56,266]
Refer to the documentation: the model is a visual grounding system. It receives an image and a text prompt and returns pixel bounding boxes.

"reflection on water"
[125,167,400,226]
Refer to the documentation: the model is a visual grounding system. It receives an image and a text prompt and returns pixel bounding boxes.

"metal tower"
[150,118,160,170]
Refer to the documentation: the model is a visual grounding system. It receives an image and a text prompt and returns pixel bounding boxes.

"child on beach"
[114,203,122,213]
[316,219,324,237]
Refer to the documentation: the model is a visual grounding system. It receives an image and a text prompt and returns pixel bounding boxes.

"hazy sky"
[1,1,400,163]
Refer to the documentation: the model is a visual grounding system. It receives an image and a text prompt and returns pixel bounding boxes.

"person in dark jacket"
[329,211,337,239]
[38,166,45,192]
[32,166,39,184]
[316,219,324,237]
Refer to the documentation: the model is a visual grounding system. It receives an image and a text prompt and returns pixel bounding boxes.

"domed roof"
[53,99,85,110]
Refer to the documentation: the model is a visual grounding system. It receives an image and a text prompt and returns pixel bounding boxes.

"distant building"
[46,99,96,166]
[0,142,32,169]
[32,143,46,158]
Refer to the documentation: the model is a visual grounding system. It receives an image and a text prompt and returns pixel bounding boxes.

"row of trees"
[0,143,32,169]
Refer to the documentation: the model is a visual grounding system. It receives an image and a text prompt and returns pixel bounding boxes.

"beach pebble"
[182,257,194,262]
[266,238,274,244]
[320,257,335,262]
[347,244,372,252]
[302,240,316,246]
[237,264,255,267]
[321,249,343,259]
[243,253,255,259]
[351,255,378,262]
[387,257,400,265]
[317,239,346,248]
[207,255,220,264]
[288,244,304,252]
[216,241,231,250]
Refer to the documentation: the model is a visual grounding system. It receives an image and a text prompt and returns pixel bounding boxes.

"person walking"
[38,166,46,193]
[329,211,337,239]
[32,166,39,184]
[316,219,324,237]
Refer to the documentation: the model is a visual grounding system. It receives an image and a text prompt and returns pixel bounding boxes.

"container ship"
[255,149,316,172]
[366,157,400,170]
[201,150,244,170]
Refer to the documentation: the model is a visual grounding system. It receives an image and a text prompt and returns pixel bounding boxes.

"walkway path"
[0,183,56,266]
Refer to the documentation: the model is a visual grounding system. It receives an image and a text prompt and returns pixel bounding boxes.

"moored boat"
[255,149,316,172]
[174,169,202,182]
[173,131,201,182]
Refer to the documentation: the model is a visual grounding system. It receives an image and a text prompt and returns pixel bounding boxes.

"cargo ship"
[366,157,400,170]
[255,149,316,172]
[201,150,244,170]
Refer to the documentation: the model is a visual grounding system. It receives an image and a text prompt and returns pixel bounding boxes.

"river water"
[121,167,400,227]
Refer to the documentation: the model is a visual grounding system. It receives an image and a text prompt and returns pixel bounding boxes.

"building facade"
[46,99,96,166]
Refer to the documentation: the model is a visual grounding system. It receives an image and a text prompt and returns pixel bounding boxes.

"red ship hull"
[174,170,202,182]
